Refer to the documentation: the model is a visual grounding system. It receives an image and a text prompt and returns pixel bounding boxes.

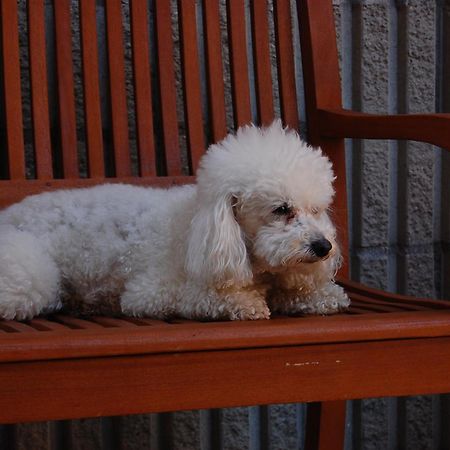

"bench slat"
[155,0,182,175]
[28,0,53,179]
[80,0,105,177]
[0,0,25,179]
[105,0,132,177]
[179,0,206,173]
[2,311,450,363]
[227,0,252,127]
[54,0,79,178]
[130,0,156,176]
[0,176,194,209]
[203,0,227,142]
[251,0,274,126]
[275,0,299,130]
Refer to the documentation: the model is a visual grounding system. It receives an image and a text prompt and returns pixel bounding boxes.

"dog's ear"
[185,193,252,287]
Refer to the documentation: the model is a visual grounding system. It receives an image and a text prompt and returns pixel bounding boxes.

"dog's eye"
[311,207,320,215]
[272,203,293,216]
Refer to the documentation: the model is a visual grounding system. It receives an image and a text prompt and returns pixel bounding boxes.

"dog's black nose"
[310,239,332,258]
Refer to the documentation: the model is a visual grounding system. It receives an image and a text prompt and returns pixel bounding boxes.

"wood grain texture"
[0,0,26,179]
[203,0,227,142]
[28,0,53,179]
[251,0,274,126]
[0,177,194,209]
[305,402,346,450]
[130,0,156,176]
[274,0,299,130]
[227,0,252,127]
[3,336,450,424]
[105,0,132,176]
[298,0,349,278]
[319,108,450,150]
[178,0,206,173]
[2,305,450,363]
[155,0,182,175]
[298,1,352,444]
[80,0,105,177]
[54,0,79,178]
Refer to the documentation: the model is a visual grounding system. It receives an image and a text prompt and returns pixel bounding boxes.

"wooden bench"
[1,1,450,448]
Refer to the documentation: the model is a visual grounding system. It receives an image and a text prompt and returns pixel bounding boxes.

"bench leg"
[304,401,347,450]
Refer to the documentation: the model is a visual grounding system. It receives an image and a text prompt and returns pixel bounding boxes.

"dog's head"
[186,120,341,287]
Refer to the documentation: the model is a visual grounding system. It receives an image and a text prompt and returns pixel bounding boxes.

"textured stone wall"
[1,1,449,449]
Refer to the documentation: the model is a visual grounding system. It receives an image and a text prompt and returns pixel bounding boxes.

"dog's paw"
[230,302,271,320]
[225,291,271,320]
[269,282,350,316]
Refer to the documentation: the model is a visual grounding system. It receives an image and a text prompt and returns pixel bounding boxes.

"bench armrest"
[318,108,450,150]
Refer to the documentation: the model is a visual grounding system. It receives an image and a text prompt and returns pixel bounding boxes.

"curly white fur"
[0,121,349,320]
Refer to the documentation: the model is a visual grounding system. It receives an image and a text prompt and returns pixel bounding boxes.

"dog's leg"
[120,274,270,320]
[268,281,350,315]
[181,285,271,320]
[0,227,61,320]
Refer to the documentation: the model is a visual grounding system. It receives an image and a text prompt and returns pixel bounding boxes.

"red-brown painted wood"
[305,401,346,450]
[227,0,252,127]
[339,277,450,309]
[251,0,274,126]
[28,0,53,179]
[319,108,450,151]
[80,0,105,177]
[0,0,26,179]
[274,0,299,130]
[130,0,156,176]
[3,336,450,424]
[298,0,349,278]
[155,0,182,175]
[298,1,350,446]
[178,0,206,173]
[0,177,194,209]
[2,307,450,363]
[203,0,227,142]
[54,0,79,178]
[105,0,132,176]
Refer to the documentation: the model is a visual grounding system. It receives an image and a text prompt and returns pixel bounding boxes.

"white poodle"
[0,121,349,321]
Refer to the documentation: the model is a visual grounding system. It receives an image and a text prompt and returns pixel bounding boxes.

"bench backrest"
[0,0,348,273]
